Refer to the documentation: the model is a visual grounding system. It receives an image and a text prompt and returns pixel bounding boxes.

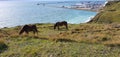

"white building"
[71,3,86,8]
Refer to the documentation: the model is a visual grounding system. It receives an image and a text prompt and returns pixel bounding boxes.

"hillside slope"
[0,23,120,57]
[89,1,120,23]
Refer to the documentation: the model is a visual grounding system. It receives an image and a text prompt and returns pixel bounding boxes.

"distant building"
[71,2,104,10]
[71,3,86,8]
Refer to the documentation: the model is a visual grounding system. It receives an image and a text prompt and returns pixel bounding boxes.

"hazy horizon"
[0,0,106,1]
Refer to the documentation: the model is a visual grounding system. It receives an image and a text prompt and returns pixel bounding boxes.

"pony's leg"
[33,30,38,36]
[66,24,68,30]
[57,26,60,30]
[34,29,38,36]
[54,25,56,30]
[33,31,36,36]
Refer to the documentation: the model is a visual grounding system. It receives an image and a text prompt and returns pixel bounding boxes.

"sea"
[0,1,105,28]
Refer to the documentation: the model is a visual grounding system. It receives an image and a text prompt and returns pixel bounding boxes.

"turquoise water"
[0,1,97,28]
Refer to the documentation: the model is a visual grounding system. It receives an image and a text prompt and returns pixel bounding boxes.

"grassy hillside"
[89,1,120,23]
[0,23,120,57]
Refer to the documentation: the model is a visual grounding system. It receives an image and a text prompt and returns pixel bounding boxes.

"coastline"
[0,8,96,29]
[0,23,81,29]
[64,7,99,12]
[0,5,97,29]
[67,7,97,23]
[49,5,99,12]
[50,6,97,23]
[70,8,99,12]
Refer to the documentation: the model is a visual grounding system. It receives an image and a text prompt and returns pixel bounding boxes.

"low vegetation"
[89,1,120,23]
[0,23,120,57]
[0,1,120,57]
[0,38,8,53]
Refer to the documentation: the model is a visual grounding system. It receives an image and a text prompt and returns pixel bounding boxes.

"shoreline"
[70,8,99,12]
[0,23,80,29]
[49,5,99,12]
[0,6,98,29]
[64,7,99,12]
[51,6,97,23]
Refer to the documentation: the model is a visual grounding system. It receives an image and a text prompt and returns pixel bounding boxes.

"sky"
[0,0,106,1]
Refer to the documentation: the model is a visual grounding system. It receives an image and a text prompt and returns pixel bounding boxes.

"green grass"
[1,2,120,56]
[1,37,120,57]
[90,1,120,23]
[0,39,8,53]
[0,23,120,57]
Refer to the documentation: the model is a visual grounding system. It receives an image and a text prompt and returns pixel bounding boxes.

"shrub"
[0,39,8,53]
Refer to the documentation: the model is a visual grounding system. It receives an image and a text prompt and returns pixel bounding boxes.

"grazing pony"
[19,25,38,35]
[54,21,68,30]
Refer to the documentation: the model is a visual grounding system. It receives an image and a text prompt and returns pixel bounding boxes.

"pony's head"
[19,25,28,35]
[19,29,24,35]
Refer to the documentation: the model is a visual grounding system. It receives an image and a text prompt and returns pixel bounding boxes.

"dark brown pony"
[54,21,68,30]
[19,25,38,35]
